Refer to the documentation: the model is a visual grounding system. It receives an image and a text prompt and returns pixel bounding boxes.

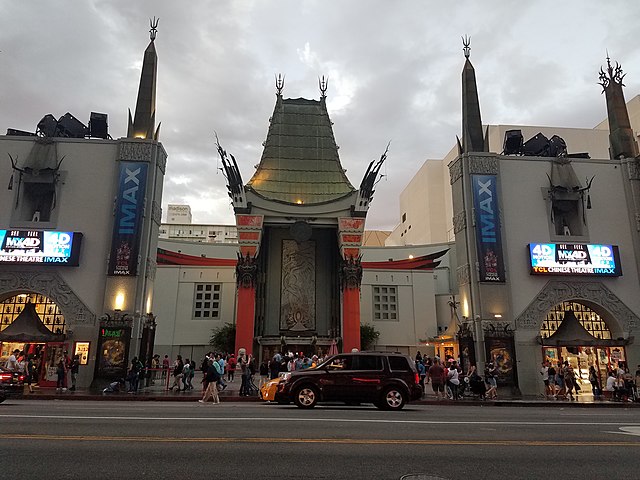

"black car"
[0,368,24,403]
[275,352,422,410]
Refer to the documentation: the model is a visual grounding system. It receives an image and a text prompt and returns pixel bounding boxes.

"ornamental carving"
[236,252,258,289]
[627,159,640,180]
[453,211,467,234]
[515,281,639,332]
[636,213,640,232]
[145,258,157,281]
[281,240,316,331]
[469,156,499,175]
[449,159,463,185]
[152,201,162,226]
[340,255,363,290]
[118,141,153,162]
[0,270,96,326]
[157,148,167,174]
[456,264,470,286]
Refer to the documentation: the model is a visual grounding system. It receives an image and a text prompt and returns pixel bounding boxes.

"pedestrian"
[416,360,426,394]
[484,362,498,399]
[227,354,237,382]
[151,354,160,382]
[4,349,19,372]
[588,366,601,399]
[269,355,280,380]
[216,354,228,391]
[162,354,170,379]
[447,361,461,400]
[239,355,250,396]
[547,363,557,397]
[540,361,551,398]
[199,359,221,404]
[127,357,142,393]
[259,359,269,389]
[564,363,576,401]
[25,354,37,393]
[428,359,446,400]
[169,355,184,391]
[56,356,66,392]
[70,354,80,391]
[182,359,192,391]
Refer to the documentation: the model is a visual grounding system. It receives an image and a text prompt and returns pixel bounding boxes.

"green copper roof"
[247,97,355,204]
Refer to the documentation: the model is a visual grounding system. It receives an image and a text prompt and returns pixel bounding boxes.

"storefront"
[539,301,628,392]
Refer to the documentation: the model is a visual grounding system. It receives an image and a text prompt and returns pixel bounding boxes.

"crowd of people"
[414,351,499,401]
[540,360,640,402]
[3,348,80,393]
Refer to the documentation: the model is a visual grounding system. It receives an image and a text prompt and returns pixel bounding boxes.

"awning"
[541,308,627,347]
[0,302,65,343]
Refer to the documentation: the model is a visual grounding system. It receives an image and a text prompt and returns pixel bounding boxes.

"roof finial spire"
[319,75,328,98]
[462,35,471,59]
[275,73,285,96]
[149,16,159,42]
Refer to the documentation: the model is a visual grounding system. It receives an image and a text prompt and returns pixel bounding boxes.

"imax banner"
[108,162,148,276]
[472,174,505,282]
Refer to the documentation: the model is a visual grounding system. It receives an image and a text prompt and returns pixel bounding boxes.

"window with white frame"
[193,283,221,319]
[373,286,398,321]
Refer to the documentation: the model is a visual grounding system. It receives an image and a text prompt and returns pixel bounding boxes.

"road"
[1,400,639,479]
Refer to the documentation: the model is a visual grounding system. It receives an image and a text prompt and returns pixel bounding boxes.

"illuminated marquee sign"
[0,230,83,266]
[528,243,622,276]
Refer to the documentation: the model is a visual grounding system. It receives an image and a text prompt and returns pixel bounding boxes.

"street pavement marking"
[1,414,640,426]
[616,427,640,437]
[0,434,638,447]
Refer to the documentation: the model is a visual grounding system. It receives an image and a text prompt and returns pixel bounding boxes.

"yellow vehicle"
[260,372,291,403]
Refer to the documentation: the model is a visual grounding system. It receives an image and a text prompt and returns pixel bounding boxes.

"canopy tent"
[0,302,65,343]
[541,308,627,347]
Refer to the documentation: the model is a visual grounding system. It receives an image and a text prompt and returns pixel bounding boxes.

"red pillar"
[235,285,256,356]
[342,286,361,352]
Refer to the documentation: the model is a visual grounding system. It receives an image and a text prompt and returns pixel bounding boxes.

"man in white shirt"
[540,361,550,398]
[4,349,20,372]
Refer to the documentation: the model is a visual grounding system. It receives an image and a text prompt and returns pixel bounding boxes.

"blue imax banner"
[108,162,148,276]
[529,243,622,277]
[0,230,83,266]
[472,174,505,282]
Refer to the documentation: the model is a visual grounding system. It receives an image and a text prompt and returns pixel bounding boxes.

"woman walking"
[589,366,601,400]
[169,355,184,391]
[199,358,220,404]
[484,362,498,399]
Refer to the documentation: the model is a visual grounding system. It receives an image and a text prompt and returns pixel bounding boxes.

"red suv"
[275,352,422,410]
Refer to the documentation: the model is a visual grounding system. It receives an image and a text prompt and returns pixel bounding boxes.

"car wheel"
[380,386,406,410]
[294,385,319,408]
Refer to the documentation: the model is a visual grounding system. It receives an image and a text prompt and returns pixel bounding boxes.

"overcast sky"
[2,1,639,230]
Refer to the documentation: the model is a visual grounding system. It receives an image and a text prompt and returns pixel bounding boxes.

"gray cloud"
[2,0,639,231]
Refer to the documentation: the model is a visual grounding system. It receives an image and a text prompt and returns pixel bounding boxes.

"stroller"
[468,374,487,399]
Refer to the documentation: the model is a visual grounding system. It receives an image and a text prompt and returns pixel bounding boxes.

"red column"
[235,285,256,356]
[342,286,361,352]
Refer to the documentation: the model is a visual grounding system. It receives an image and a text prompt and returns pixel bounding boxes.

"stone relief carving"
[469,156,499,175]
[457,264,470,286]
[627,158,640,180]
[157,149,167,174]
[453,211,467,234]
[281,240,316,331]
[118,141,153,162]
[340,255,363,290]
[0,270,96,326]
[449,159,463,185]
[515,280,639,332]
[152,201,162,226]
[145,258,157,281]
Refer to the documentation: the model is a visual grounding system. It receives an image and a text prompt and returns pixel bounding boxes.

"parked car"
[0,367,25,403]
[274,352,422,410]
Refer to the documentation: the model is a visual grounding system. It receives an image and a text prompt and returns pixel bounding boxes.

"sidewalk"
[13,379,640,407]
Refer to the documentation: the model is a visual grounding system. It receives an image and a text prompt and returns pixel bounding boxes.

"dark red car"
[275,352,422,410]
[0,368,24,403]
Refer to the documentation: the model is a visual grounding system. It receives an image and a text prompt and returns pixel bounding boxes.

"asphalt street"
[1,400,639,479]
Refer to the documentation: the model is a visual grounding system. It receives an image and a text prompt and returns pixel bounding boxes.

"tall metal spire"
[127,17,160,140]
[599,53,638,159]
[460,35,487,153]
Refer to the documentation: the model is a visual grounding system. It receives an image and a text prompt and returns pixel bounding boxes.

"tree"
[360,323,380,351]
[209,323,236,354]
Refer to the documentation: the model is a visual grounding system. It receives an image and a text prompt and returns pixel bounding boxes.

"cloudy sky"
[2,1,639,230]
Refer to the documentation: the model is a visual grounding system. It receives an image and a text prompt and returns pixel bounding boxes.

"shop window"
[372,286,398,321]
[193,283,221,319]
[0,293,65,334]
[540,301,611,340]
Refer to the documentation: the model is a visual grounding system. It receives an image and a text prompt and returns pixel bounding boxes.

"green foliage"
[360,323,380,351]
[209,323,236,354]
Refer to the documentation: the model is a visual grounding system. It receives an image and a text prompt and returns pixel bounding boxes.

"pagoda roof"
[246,97,355,205]
[0,302,64,343]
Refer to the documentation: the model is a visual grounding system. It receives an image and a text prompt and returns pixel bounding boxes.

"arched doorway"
[540,300,628,394]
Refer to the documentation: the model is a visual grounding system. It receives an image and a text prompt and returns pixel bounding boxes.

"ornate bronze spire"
[319,75,328,99]
[275,74,285,96]
[460,35,486,153]
[599,54,638,159]
[127,19,160,140]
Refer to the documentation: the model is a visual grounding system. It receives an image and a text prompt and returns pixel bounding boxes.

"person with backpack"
[199,358,221,404]
[169,355,184,391]
[182,359,192,391]
[485,362,498,399]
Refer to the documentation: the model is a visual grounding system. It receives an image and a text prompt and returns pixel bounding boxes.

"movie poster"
[471,175,505,282]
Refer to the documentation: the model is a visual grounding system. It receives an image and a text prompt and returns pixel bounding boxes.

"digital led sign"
[528,243,622,276]
[0,230,83,266]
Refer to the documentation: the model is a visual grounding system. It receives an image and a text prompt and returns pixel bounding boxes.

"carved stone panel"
[280,240,316,332]
[0,270,96,326]
[627,159,640,180]
[515,280,640,332]
[118,141,153,162]
[152,201,162,226]
[157,148,167,174]
[449,158,463,185]
[453,210,467,234]
[469,156,499,175]
[145,258,157,281]
[457,264,471,286]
